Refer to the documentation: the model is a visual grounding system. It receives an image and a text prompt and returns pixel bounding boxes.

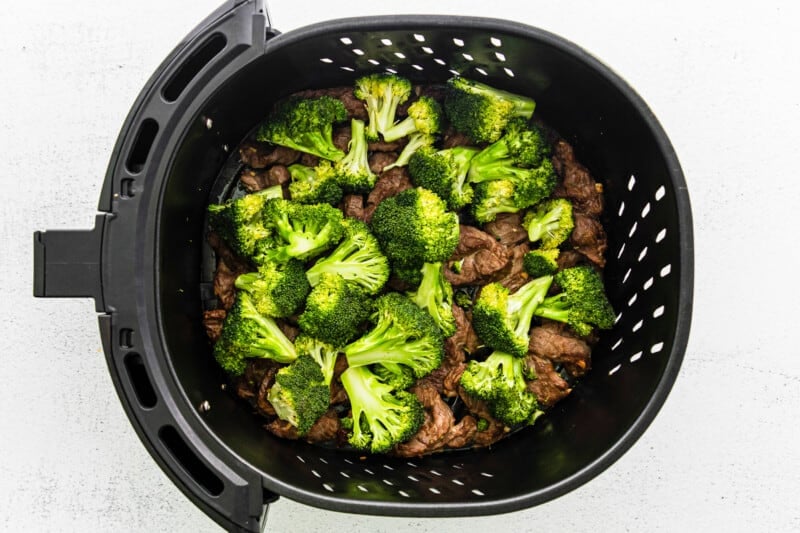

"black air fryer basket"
[33,1,693,531]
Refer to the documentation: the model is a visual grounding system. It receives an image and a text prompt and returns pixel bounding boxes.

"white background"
[2,0,799,531]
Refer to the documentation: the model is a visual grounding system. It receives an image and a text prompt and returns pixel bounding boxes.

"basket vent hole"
[323,483,334,492]
[643,277,654,290]
[622,268,631,283]
[480,472,494,478]
[617,201,625,216]
[408,475,419,482]
[296,454,306,463]
[394,52,406,59]
[368,59,380,66]
[495,52,506,62]
[352,48,364,56]
[632,319,643,332]
[319,458,328,464]
[655,185,666,201]
[656,228,667,243]
[340,66,354,72]
[449,69,460,76]
[611,338,622,351]
[462,53,474,61]
[614,311,622,324]
[627,175,636,190]
[339,471,350,478]
[638,246,648,262]
[504,67,515,77]
[434,58,446,65]
[651,342,664,353]
[617,243,626,259]
[429,488,442,495]
[319,57,333,64]
[311,470,321,478]
[475,67,488,76]
[430,470,442,476]
[608,363,621,376]
[162,33,226,103]
[472,489,486,496]
[629,221,638,237]
[340,37,352,45]
[382,479,393,486]
[653,305,665,318]
[120,178,135,199]
[124,352,157,409]
[412,64,424,71]
[386,68,398,74]
[627,293,638,307]
[490,37,502,47]
[452,479,464,486]
[158,426,223,496]
[660,264,672,277]
[630,351,643,362]
[380,38,393,46]
[453,38,465,47]
[641,202,651,218]
[422,46,434,54]
[399,490,410,498]
[357,485,369,493]
[125,118,159,174]
[413,33,426,42]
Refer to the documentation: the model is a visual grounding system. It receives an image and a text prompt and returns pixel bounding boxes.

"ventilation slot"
[123,352,157,409]
[162,33,226,103]
[125,118,159,174]
[159,426,224,496]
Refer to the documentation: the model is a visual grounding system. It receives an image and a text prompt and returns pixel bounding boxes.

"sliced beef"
[393,384,455,457]
[213,260,245,310]
[441,362,466,398]
[441,126,474,149]
[569,213,607,269]
[276,320,300,343]
[556,250,588,271]
[341,194,367,222]
[494,243,531,293]
[363,167,413,221]
[417,305,470,394]
[525,353,572,408]
[457,391,509,447]
[552,140,604,218]
[333,125,351,152]
[234,359,280,405]
[264,419,298,440]
[305,410,342,443]
[202,309,226,342]
[368,139,406,152]
[239,165,291,193]
[239,141,300,169]
[528,322,592,377]
[444,226,510,286]
[256,367,279,416]
[368,152,398,175]
[291,86,367,121]
[444,415,478,449]
[484,212,528,246]
[329,354,349,405]
[299,153,320,167]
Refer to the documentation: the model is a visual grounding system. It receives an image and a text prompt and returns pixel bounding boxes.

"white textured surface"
[2,1,799,531]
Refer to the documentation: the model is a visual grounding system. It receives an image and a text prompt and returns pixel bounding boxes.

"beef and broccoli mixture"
[202,75,613,456]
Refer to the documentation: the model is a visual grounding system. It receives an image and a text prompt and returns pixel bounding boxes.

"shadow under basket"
[33,2,693,531]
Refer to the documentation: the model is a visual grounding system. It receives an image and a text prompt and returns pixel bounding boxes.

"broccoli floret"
[370,187,460,266]
[533,266,615,336]
[287,161,343,205]
[298,273,371,346]
[306,218,389,294]
[339,365,424,453]
[383,132,435,170]
[391,259,424,286]
[471,179,520,223]
[334,118,377,193]
[408,146,480,210]
[459,351,541,427]
[294,334,339,386]
[523,248,560,278]
[472,276,554,357]
[382,96,443,142]
[213,292,297,375]
[407,262,456,337]
[256,199,345,263]
[256,96,347,161]
[344,293,444,379]
[353,73,412,140]
[267,354,330,435]
[444,77,536,144]
[206,186,281,259]
[522,198,574,249]
[234,259,310,318]
[454,289,473,309]
[371,362,417,390]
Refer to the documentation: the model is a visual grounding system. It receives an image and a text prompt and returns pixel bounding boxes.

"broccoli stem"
[385,132,432,170]
[243,307,297,363]
[526,205,567,242]
[531,293,569,323]
[382,115,418,142]
[508,275,553,340]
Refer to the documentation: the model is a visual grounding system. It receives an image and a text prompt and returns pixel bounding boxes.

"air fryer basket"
[33,1,693,531]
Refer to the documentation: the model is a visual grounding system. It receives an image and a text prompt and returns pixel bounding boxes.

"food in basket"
[203,74,614,456]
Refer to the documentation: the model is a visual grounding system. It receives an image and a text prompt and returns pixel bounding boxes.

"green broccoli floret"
[213,292,297,375]
[306,218,389,294]
[233,259,310,318]
[256,199,345,263]
[372,362,417,390]
[370,187,460,266]
[256,96,347,161]
[353,73,412,140]
[334,118,377,193]
[298,273,371,346]
[382,96,442,142]
[383,132,435,170]
[472,276,554,357]
[344,293,444,379]
[294,334,340,386]
[523,248,560,278]
[287,161,343,205]
[459,351,541,427]
[444,76,536,144]
[207,186,282,259]
[391,259,424,286]
[339,365,424,453]
[522,198,574,249]
[533,266,615,336]
[454,289,473,309]
[471,179,520,223]
[267,354,330,435]
[408,145,480,210]
[407,262,456,337]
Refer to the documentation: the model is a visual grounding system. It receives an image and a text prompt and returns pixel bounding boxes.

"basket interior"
[156,19,687,513]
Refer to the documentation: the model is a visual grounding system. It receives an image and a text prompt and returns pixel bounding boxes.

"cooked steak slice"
[213,260,244,310]
[441,127,473,149]
[239,141,300,169]
[417,305,470,394]
[305,410,342,443]
[444,415,478,449]
[368,152,398,174]
[484,212,528,246]
[202,309,226,342]
[368,139,406,152]
[551,140,604,218]
[333,125,351,152]
[393,384,455,457]
[363,167,413,222]
[341,194,367,222]
[444,225,510,286]
[494,243,531,292]
[458,388,509,447]
[569,213,607,268]
[528,322,592,377]
[556,250,588,271]
[524,353,572,408]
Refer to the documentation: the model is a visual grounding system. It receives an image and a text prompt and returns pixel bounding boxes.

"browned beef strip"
[442,362,466,398]
[556,250,589,271]
[299,153,319,167]
[524,353,572,408]
[417,305,470,394]
[552,140,604,218]
[265,419,298,440]
[291,86,368,121]
[239,165,291,193]
[363,167,413,222]
[341,194,367,222]
[276,320,300,343]
[393,384,455,457]
[569,213,607,269]
[444,226,510,286]
[213,260,245,310]
[333,125,351,152]
[441,126,474,149]
[305,410,342,443]
[494,243,531,292]
[234,359,280,405]
[528,322,592,377]
[368,152,398,174]
[329,354,349,405]
[444,415,478,449]
[256,367,279,416]
[202,309,226,342]
[484,212,528,246]
[457,387,510,447]
[239,141,300,169]
[368,139,406,152]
